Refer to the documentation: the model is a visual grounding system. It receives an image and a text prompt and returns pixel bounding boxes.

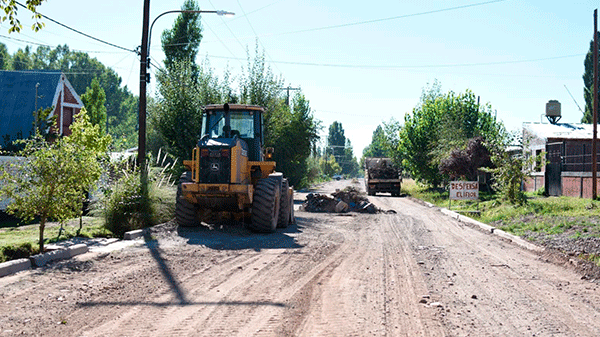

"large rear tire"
[175,172,199,227]
[249,177,280,233]
[277,179,291,228]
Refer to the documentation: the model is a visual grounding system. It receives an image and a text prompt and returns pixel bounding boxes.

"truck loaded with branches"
[364,157,402,196]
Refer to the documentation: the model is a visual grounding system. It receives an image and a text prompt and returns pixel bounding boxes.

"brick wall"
[561,173,600,198]
[523,175,544,193]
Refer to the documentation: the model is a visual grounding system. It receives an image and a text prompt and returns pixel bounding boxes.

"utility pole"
[35,82,39,132]
[139,0,150,182]
[593,9,598,200]
[282,85,300,106]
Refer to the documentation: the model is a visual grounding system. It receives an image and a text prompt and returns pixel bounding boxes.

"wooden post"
[593,9,598,199]
[139,0,150,200]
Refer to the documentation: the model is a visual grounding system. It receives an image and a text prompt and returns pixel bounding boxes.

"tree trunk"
[39,217,46,252]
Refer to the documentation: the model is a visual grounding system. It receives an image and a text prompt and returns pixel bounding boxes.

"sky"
[1,0,599,158]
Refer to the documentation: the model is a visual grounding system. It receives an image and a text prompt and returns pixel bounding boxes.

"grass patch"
[0,218,110,262]
[404,180,600,238]
[585,254,600,265]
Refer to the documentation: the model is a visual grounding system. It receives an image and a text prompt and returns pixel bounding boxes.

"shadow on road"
[176,219,305,251]
[79,300,286,308]
[78,235,287,309]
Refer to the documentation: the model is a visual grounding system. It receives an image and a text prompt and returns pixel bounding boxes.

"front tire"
[277,179,291,228]
[249,177,281,233]
[175,172,199,227]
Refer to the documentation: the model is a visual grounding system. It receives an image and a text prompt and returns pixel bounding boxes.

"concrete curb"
[123,229,146,240]
[67,244,89,258]
[29,244,90,267]
[0,258,31,277]
[439,208,544,253]
[29,249,68,267]
[0,243,91,277]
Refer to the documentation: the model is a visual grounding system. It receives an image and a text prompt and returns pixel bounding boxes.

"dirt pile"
[301,186,393,214]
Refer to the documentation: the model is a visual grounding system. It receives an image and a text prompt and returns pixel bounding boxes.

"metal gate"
[545,142,563,196]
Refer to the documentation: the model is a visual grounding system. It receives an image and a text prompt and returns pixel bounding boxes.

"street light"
[138,3,234,182]
[148,10,234,56]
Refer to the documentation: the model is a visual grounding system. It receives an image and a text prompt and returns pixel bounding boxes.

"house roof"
[523,122,595,140]
[0,70,64,143]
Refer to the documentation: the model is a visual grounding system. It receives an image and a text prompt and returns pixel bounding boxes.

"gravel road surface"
[1,179,600,336]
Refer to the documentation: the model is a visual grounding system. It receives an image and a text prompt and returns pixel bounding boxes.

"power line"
[220,0,284,25]
[204,52,584,69]
[207,0,247,64]
[0,33,130,54]
[235,0,282,74]
[233,0,508,40]
[200,20,243,67]
[1,68,106,75]
[15,1,136,53]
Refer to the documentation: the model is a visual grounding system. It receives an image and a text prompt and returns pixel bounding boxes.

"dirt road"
[2,179,600,336]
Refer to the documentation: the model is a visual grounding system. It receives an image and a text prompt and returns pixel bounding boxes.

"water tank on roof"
[546,100,561,124]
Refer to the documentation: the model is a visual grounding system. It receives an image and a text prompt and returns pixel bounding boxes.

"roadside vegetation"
[403,179,600,265]
[368,77,600,266]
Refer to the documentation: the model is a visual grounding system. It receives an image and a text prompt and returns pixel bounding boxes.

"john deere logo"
[210,163,220,171]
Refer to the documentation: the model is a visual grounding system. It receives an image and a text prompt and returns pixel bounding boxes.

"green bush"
[103,172,149,238]
[101,166,176,238]
[0,242,38,262]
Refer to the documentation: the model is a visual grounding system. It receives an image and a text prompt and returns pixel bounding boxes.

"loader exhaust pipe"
[223,103,231,138]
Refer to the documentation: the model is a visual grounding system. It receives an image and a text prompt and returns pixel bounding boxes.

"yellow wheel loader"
[176,103,294,232]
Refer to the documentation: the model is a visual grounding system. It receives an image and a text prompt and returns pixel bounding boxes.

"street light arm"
[147,10,234,62]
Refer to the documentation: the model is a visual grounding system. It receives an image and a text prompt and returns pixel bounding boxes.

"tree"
[161,0,202,73]
[326,121,359,176]
[11,47,33,70]
[80,77,107,133]
[0,0,45,33]
[399,82,504,187]
[240,43,285,144]
[363,119,403,168]
[583,32,599,123]
[380,119,403,166]
[0,109,111,251]
[362,126,387,159]
[152,60,203,161]
[483,136,532,205]
[0,42,10,69]
[272,93,320,187]
[438,137,492,181]
[319,155,341,177]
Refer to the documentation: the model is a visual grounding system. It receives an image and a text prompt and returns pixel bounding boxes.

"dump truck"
[364,157,402,196]
[176,104,294,232]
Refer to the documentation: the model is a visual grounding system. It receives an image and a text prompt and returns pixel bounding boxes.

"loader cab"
[201,104,265,161]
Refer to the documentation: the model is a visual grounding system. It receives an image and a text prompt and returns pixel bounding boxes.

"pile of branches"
[366,159,399,179]
[301,186,391,214]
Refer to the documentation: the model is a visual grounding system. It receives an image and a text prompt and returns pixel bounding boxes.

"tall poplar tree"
[81,77,107,133]
[161,0,203,74]
[583,32,600,123]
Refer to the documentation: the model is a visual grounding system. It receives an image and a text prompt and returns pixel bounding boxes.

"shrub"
[100,161,176,238]
[0,242,38,262]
